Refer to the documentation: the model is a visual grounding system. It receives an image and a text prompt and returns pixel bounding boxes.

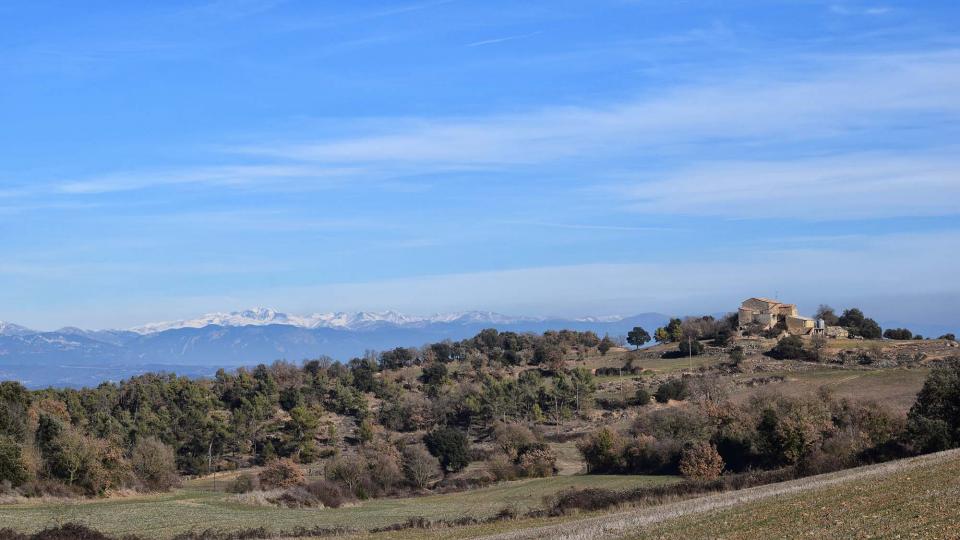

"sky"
[1,0,959,331]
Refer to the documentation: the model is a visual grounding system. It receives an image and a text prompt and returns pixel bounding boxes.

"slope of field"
[470,449,960,540]
[0,474,677,538]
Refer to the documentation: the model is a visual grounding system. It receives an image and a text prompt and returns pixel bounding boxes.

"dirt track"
[478,449,960,540]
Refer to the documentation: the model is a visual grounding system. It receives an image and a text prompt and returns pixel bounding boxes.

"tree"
[814,305,839,326]
[655,379,689,403]
[768,335,809,360]
[883,328,913,340]
[285,405,320,459]
[678,338,705,356]
[402,445,440,489]
[678,442,724,479]
[626,327,651,350]
[906,359,960,453]
[259,458,304,489]
[655,318,683,344]
[131,437,179,491]
[0,435,28,487]
[423,427,470,472]
[728,346,746,367]
[838,308,882,339]
[597,335,614,356]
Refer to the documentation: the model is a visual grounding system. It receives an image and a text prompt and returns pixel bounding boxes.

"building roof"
[745,297,786,306]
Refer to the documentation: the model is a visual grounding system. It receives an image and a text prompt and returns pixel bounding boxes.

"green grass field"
[634,450,960,539]
[0,474,678,538]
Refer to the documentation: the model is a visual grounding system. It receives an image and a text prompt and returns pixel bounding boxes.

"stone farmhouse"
[737,297,817,336]
[738,297,850,337]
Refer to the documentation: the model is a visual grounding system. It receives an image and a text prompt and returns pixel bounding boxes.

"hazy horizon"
[2,1,958,331]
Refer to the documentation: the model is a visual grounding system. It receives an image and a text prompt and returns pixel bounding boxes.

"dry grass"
[0,474,676,539]
[466,449,960,540]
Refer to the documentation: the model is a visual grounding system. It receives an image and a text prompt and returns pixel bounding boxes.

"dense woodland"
[1,310,958,509]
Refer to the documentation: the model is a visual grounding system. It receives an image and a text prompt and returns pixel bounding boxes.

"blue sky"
[2,0,959,330]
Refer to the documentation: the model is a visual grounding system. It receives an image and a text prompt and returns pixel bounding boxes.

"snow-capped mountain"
[0,308,672,388]
[129,308,549,334]
[0,321,34,336]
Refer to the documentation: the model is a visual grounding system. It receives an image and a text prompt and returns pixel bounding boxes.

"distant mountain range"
[0,308,669,388]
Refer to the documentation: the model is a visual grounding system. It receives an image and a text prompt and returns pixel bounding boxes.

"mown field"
[635,449,960,539]
[0,474,678,538]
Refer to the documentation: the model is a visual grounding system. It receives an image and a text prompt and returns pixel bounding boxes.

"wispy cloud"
[54,165,363,195]
[830,5,892,16]
[237,50,960,167]
[500,221,673,232]
[617,150,960,219]
[467,31,542,48]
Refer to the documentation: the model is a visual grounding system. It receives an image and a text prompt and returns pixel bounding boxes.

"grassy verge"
[0,475,678,539]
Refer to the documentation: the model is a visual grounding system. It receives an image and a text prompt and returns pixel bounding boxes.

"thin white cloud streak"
[618,151,960,219]
[239,50,960,166]
[467,31,542,47]
[55,165,362,194]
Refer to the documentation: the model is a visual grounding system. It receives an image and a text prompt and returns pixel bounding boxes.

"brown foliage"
[679,442,725,479]
[257,458,304,489]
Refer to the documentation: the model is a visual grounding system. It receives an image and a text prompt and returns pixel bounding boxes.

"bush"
[883,328,913,340]
[515,443,557,478]
[304,478,352,508]
[634,387,651,406]
[424,427,470,473]
[325,453,368,496]
[906,358,960,453]
[226,473,257,494]
[654,379,689,403]
[939,333,956,341]
[678,442,724,479]
[577,428,625,473]
[728,346,745,367]
[487,454,518,481]
[403,445,441,489]
[768,335,809,360]
[0,435,28,487]
[258,459,304,489]
[131,437,179,492]
[493,423,537,458]
[678,339,705,356]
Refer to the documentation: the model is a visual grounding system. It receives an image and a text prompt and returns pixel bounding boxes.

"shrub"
[906,358,960,453]
[515,443,557,478]
[130,437,179,492]
[0,436,28,487]
[258,458,304,489]
[939,333,956,341]
[728,345,745,366]
[493,423,537,458]
[577,428,625,473]
[304,478,352,508]
[402,445,441,489]
[487,454,518,481]
[654,378,689,403]
[325,454,368,496]
[678,442,724,479]
[226,473,257,494]
[883,328,913,340]
[623,435,683,474]
[768,335,809,360]
[634,387,651,406]
[423,427,470,473]
[678,339,705,356]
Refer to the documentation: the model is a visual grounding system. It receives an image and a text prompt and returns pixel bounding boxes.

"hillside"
[472,449,960,540]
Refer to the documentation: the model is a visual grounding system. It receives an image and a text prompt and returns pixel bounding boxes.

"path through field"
[478,449,960,540]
